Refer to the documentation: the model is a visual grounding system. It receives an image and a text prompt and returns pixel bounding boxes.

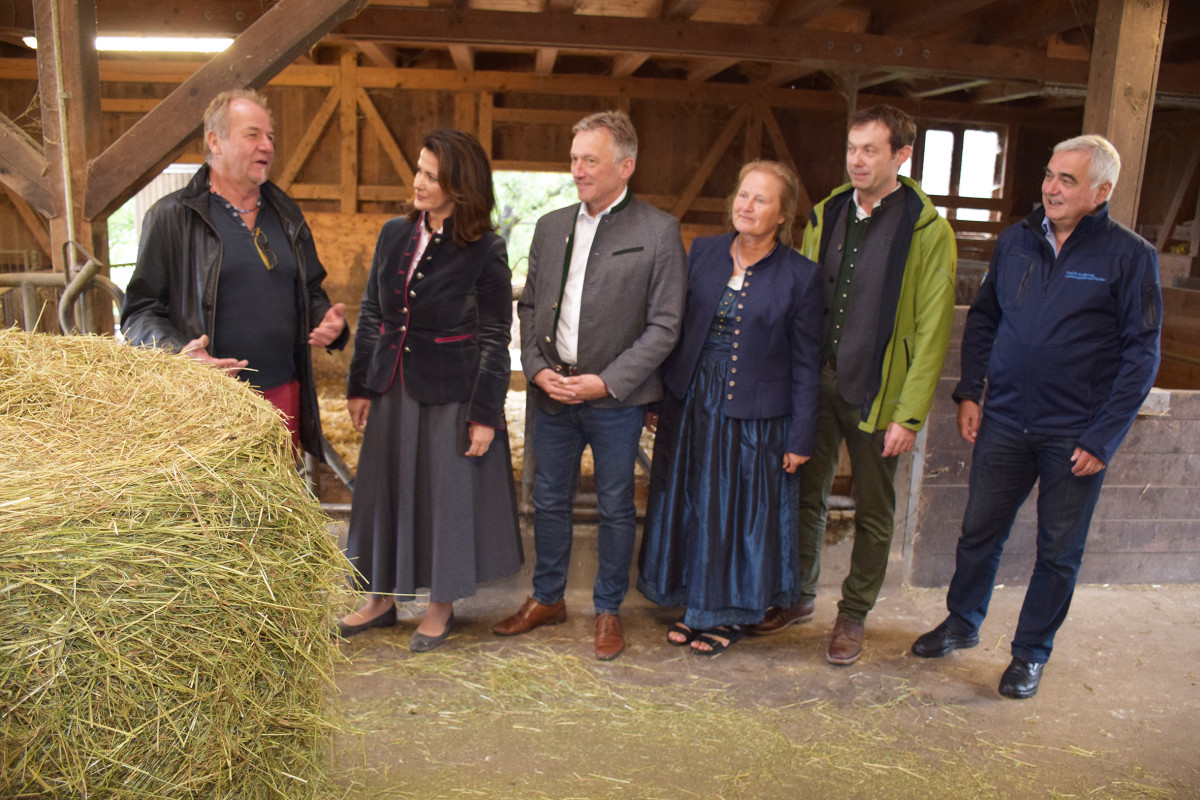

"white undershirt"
[555,187,628,365]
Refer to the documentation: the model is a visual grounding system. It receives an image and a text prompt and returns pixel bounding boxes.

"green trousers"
[795,367,899,621]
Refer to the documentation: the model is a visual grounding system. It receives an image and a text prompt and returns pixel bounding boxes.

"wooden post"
[339,49,359,214]
[1082,0,1169,229]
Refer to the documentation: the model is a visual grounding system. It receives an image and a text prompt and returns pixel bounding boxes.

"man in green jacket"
[751,105,956,665]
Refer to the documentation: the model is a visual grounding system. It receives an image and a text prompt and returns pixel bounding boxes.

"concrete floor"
[331,518,1200,798]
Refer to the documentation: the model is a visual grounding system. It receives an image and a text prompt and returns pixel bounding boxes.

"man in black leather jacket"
[121,89,348,459]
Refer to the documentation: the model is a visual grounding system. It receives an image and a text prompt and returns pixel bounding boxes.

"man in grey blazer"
[493,110,686,660]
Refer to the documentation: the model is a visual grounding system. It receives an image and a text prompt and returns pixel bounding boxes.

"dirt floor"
[327,519,1200,800]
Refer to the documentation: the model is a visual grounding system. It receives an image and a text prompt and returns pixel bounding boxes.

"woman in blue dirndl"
[638,161,822,655]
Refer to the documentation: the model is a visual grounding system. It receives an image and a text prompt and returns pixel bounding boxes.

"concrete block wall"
[907,307,1200,587]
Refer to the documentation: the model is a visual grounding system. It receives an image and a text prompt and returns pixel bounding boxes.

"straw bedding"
[0,330,348,799]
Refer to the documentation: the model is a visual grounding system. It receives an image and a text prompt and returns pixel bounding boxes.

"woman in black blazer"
[638,161,823,655]
[338,129,522,651]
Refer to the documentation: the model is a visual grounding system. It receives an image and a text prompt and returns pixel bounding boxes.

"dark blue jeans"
[945,416,1107,664]
[530,403,645,615]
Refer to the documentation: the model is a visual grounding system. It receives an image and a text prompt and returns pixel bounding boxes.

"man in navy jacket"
[911,135,1162,699]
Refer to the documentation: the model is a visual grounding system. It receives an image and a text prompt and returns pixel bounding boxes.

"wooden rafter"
[337,8,1093,85]
[878,0,997,38]
[535,48,558,75]
[0,114,54,216]
[688,58,738,83]
[338,49,358,214]
[447,43,474,72]
[1154,145,1200,252]
[758,103,810,214]
[612,52,650,78]
[2,184,52,258]
[671,103,751,217]
[357,89,416,187]
[768,0,846,27]
[276,88,341,191]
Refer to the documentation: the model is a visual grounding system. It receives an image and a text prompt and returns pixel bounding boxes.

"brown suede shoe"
[747,599,815,636]
[593,613,625,661]
[492,596,567,636]
[826,613,865,665]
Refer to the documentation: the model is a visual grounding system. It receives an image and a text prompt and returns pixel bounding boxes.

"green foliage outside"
[494,170,576,283]
[106,200,139,291]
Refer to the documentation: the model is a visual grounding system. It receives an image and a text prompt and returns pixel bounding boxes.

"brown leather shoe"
[492,596,567,636]
[826,613,865,665]
[593,613,625,661]
[747,599,815,636]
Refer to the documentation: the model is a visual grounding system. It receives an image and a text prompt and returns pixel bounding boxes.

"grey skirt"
[345,383,523,602]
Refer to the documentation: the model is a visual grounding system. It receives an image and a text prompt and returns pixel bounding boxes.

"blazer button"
[727,393,733,400]
[399,325,406,332]
[409,290,417,297]
[728,381,735,387]
[732,342,739,349]
[731,355,738,361]
[416,272,424,279]
[735,316,742,322]
[403,346,411,353]
[544,336,552,344]
[401,307,409,314]
[733,329,740,335]
[551,302,558,310]
[731,367,737,374]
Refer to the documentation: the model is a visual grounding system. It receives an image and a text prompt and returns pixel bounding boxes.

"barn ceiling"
[1,0,1198,109]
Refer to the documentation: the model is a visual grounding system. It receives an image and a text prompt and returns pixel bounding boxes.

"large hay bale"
[0,330,347,799]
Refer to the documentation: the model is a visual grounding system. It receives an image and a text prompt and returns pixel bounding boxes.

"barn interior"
[2,1,1199,797]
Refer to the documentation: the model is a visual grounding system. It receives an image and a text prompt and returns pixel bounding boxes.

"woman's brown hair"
[407,129,497,247]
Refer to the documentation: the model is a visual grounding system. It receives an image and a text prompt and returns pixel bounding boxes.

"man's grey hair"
[1054,134,1121,192]
[203,89,271,163]
[573,110,638,164]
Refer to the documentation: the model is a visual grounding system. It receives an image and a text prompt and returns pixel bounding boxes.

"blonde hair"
[727,160,800,247]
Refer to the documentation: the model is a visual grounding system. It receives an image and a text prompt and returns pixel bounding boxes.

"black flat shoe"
[911,621,980,658]
[410,613,455,653]
[998,657,1044,699]
[337,605,398,639]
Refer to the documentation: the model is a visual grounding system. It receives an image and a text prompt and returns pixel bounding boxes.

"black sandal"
[667,619,700,646]
[691,625,744,656]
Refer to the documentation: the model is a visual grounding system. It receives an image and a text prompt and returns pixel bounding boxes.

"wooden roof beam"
[0,115,54,217]
[85,0,368,220]
[660,0,705,20]
[612,52,650,78]
[971,80,1043,104]
[987,0,1097,46]
[535,47,558,74]
[356,40,397,68]
[758,63,819,86]
[447,43,474,71]
[857,71,910,89]
[909,78,991,99]
[688,58,739,83]
[878,0,996,38]
[339,8,1092,84]
[768,0,848,27]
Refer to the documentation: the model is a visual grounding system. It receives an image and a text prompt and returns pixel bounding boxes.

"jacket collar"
[1024,201,1111,244]
[180,163,302,232]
